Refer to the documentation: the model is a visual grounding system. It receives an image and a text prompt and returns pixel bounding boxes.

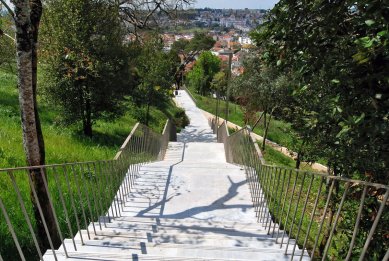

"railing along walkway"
[0,120,176,261]
[1,88,388,261]
[211,117,389,261]
[42,90,308,260]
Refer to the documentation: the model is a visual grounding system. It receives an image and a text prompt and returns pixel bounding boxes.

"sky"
[192,0,279,9]
[2,0,279,11]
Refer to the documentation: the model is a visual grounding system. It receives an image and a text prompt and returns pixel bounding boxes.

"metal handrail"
[213,120,389,261]
[0,120,176,261]
[160,119,177,160]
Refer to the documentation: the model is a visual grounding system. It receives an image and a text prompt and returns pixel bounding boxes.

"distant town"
[160,8,268,76]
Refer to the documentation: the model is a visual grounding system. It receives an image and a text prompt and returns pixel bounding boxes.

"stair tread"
[60,239,307,257]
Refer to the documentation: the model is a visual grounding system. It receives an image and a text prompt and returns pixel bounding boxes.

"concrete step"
[72,227,297,249]
[44,250,252,261]
[111,216,278,231]
[81,219,277,235]
[109,219,281,234]
[58,239,309,260]
[91,217,285,236]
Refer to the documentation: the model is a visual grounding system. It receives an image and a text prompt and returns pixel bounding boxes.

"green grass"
[0,71,129,167]
[263,145,296,168]
[0,71,186,168]
[262,145,318,172]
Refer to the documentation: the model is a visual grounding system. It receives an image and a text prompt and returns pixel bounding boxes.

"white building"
[238,36,253,45]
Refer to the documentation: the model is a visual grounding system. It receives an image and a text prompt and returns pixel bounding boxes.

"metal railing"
[208,117,217,134]
[0,120,175,261]
[213,120,389,261]
[160,119,177,160]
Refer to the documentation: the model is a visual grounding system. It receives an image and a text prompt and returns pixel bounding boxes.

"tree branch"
[0,0,15,19]
[119,0,193,31]
[0,30,16,41]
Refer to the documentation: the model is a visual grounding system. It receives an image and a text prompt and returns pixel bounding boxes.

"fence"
[0,120,176,261]
[213,120,389,261]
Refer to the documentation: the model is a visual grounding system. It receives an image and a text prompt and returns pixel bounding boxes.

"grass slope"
[0,70,187,260]
[0,71,185,167]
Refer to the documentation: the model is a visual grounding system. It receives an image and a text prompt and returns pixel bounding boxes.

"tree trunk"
[295,141,305,169]
[83,117,93,137]
[145,102,150,126]
[251,111,264,132]
[295,152,301,169]
[83,94,93,137]
[13,0,60,249]
[262,109,274,151]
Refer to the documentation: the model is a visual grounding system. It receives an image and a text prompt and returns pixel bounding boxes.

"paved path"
[175,90,216,143]
[127,90,256,224]
[45,90,309,260]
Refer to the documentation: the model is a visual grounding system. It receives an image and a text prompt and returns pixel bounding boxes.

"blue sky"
[2,0,278,10]
[3,0,278,10]
[192,0,279,9]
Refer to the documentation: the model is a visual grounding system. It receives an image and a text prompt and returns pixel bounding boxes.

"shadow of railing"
[0,120,176,260]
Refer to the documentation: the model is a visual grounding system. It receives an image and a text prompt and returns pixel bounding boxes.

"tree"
[171,32,215,88]
[230,54,288,151]
[41,0,132,137]
[1,0,61,250]
[132,34,179,125]
[251,0,389,183]
[0,12,15,72]
[118,0,193,36]
[250,0,389,258]
[186,51,221,95]
[211,71,227,97]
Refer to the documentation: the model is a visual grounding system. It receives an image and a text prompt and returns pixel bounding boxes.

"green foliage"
[0,70,143,167]
[251,0,389,184]
[171,32,215,56]
[186,32,216,53]
[0,13,15,72]
[186,51,221,95]
[249,0,389,258]
[211,71,227,97]
[41,0,132,136]
[0,69,187,259]
[128,34,180,125]
[132,35,178,108]
[171,32,215,87]
[231,55,288,118]
[230,55,291,150]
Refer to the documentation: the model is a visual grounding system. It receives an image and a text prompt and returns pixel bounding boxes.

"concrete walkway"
[45,90,309,260]
[175,90,216,143]
[127,90,257,225]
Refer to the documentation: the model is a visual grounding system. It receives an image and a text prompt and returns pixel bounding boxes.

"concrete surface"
[44,90,309,261]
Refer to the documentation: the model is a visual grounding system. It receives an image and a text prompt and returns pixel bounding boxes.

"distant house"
[238,36,253,45]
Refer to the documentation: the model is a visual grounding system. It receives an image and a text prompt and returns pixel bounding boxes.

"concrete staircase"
[43,91,309,260]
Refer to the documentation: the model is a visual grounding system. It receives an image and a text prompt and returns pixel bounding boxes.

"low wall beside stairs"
[200,109,328,173]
